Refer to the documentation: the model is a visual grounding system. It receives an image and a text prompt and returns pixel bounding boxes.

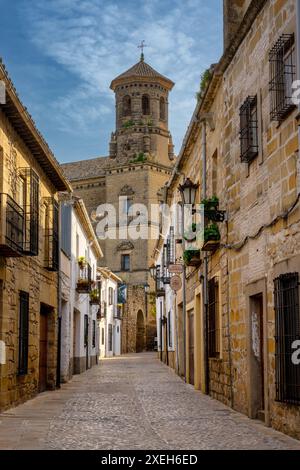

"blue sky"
[0,0,223,163]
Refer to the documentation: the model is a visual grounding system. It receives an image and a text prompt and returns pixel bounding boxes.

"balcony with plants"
[76,257,92,293]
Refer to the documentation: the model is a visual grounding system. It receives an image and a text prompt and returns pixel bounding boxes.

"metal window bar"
[269,34,296,122]
[18,291,29,375]
[239,96,259,163]
[166,226,175,266]
[92,320,96,348]
[274,272,300,405]
[3,194,24,254]
[77,263,92,293]
[44,198,59,271]
[20,168,39,255]
[163,244,171,284]
[208,277,220,358]
[108,324,113,351]
[84,314,89,347]
[155,265,165,294]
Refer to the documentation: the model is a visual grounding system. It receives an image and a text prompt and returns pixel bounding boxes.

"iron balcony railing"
[0,193,24,257]
[76,263,92,293]
[97,301,107,320]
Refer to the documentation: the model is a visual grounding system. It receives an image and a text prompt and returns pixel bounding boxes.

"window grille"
[162,244,171,284]
[44,198,59,271]
[269,34,296,122]
[92,320,96,348]
[239,96,259,163]
[166,226,175,266]
[155,265,165,294]
[3,194,24,254]
[84,314,89,348]
[208,277,220,358]
[20,168,39,255]
[168,311,172,348]
[108,324,113,351]
[274,272,300,405]
[18,291,29,375]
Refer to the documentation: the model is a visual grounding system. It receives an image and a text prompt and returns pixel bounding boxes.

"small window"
[239,96,259,163]
[121,254,130,271]
[101,328,105,345]
[168,311,172,348]
[84,314,89,348]
[208,277,220,358]
[92,320,96,348]
[19,168,39,255]
[160,97,165,120]
[274,273,300,404]
[108,324,112,352]
[122,95,131,116]
[109,287,114,305]
[18,291,29,375]
[269,34,296,122]
[142,94,150,115]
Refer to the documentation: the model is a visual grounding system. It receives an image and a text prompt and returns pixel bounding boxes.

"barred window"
[274,273,300,405]
[84,314,89,348]
[109,287,114,305]
[240,96,259,163]
[101,328,105,345]
[108,324,112,352]
[18,291,29,375]
[269,34,296,122]
[44,198,59,271]
[166,226,175,266]
[19,168,39,255]
[168,311,172,348]
[92,320,96,348]
[208,277,220,358]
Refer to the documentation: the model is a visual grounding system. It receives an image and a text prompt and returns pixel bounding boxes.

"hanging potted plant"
[202,223,221,251]
[183,249,201,267]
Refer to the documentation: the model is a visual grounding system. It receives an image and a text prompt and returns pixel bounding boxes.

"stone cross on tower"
[137,40,148,61]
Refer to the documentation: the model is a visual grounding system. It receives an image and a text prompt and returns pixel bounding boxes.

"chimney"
[223,0,248,50]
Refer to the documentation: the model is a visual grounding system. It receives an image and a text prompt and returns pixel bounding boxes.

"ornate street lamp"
[178,177,199,206]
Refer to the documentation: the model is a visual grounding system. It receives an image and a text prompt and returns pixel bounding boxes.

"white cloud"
[21,0,222,155]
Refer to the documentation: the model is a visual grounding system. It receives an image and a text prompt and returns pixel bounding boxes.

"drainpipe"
[296,1,300,145]
[56,201,62,389]
[181,203,187,382]
[201,119,209,395]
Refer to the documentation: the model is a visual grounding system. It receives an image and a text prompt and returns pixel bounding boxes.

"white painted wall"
[98,274,121,358]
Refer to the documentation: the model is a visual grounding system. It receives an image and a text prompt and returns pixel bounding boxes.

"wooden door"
[39,311,48,393]
[188,310,195,385]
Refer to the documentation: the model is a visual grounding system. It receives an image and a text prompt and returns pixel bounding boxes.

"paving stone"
[0,353,299,450]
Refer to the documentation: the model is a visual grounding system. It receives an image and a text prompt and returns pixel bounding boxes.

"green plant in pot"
[204,223,220,242]
[183,249,200,265]
[201,195,219,210]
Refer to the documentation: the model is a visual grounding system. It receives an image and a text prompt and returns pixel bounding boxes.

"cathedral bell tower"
[109,53,175,166]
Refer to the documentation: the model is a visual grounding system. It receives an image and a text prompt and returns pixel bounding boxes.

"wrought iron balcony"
[0,193,24,257]
[97,301,107,320]
[76,263,92,293]
[114,306,122,320]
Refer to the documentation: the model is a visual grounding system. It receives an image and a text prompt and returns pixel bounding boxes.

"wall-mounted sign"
[170,275,182,292]
[168,264,183,274]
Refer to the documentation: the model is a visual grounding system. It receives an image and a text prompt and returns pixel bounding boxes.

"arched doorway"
[136,310,145,353]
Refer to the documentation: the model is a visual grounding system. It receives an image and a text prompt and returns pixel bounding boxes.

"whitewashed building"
[60,195,103,382]
[98,268,123,358]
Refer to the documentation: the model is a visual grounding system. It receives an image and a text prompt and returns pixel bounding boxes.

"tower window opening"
[142,94,150,115]
[160,97,166,120]
[122,95,131,116]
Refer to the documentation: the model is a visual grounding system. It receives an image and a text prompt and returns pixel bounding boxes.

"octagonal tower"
[109,54,175,166]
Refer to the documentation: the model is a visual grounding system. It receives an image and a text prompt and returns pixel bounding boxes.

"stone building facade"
[152,0,300,440]
[61,56,175,352]
[0,60,70,411]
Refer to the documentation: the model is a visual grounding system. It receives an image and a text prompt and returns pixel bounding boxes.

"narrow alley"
[0,353,299,450]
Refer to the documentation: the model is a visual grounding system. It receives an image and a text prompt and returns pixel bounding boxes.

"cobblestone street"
[0,353,299,450]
